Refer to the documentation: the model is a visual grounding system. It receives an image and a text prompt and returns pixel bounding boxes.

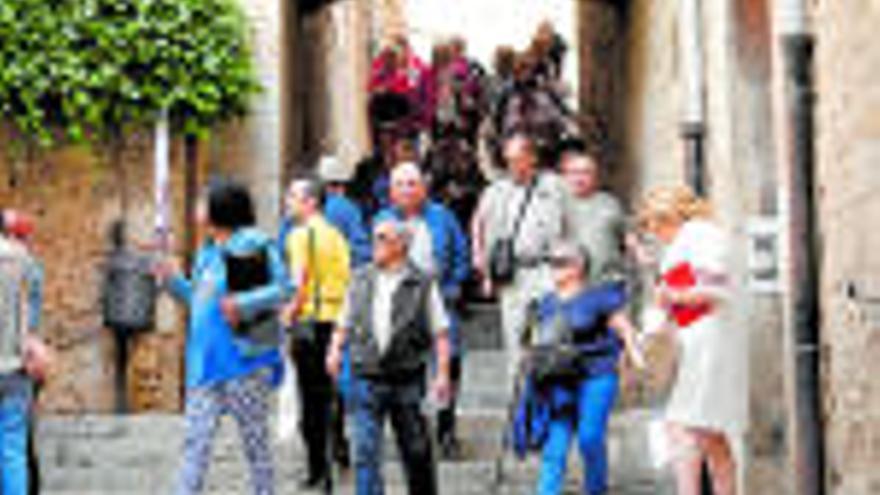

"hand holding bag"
[224,246,281,350]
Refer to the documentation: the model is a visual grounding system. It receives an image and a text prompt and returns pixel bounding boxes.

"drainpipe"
[775,0,825,493]
[678,0,707,196]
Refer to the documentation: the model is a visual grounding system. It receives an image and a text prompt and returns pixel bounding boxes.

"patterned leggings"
[175,372,275,495]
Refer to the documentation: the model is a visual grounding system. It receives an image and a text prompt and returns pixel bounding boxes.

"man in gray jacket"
[326,218,451,495]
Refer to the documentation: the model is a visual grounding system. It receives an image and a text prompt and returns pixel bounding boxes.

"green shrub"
[0,0,261,150]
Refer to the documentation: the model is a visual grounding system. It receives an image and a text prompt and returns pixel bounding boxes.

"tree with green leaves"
[0,0,261,151]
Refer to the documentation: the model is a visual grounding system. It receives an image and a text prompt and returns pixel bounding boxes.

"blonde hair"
[637,185,712,229]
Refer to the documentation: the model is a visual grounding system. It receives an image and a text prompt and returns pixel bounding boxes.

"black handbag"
[489,238,517,285]
[289,227,322,344]
[224,246,280,349]
[529,344,583,386]
[489,177,538,285]
[527,298,584,387]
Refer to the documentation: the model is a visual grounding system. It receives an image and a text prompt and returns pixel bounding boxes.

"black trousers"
[436,355,463,441]
[291,323,334,480]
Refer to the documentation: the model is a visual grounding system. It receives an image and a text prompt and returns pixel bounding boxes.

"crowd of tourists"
[0,22,747,495]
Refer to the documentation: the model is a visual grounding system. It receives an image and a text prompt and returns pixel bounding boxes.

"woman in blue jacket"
[158,179,287,495]
[532,241,644,495]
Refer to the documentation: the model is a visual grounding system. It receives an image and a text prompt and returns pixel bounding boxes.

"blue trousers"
[351,377,436,495]
[536,373,619,495]
[0,373,32,495]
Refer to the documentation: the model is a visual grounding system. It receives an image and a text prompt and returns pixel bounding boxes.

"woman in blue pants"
[532,242,644,495]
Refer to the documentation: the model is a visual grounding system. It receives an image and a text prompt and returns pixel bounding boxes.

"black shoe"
[334,439,351,469]
[439,434,462,460]
[299,473,331,492]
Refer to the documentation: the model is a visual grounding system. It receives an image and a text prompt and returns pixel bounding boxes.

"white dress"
[660,220,749,437]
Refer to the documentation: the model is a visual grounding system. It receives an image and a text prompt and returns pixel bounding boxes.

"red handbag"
[662,262,712,328]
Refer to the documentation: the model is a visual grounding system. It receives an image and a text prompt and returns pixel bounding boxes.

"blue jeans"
[536,373,619,495]
[351,377,436,495]
[0,373,33,495]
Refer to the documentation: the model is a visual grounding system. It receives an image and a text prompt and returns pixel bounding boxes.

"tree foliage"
[0,0,260,150]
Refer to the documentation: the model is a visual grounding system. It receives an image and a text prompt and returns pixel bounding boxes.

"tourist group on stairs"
[0,20,747,495]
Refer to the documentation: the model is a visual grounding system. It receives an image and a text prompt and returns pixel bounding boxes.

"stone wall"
[0,0,290,414]
[814,1,880,493]
[620,1,789,492]
[0,139,191,413]
[621,0,684,196]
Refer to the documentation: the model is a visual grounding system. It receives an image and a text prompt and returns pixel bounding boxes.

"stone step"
[460,303,503,351]
[38,407,672,494]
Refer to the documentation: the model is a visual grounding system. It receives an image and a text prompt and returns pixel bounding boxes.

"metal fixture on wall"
[679,0,708,196]
[102,221,158,413]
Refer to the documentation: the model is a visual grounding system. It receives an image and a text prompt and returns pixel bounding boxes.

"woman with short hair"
[532,241,644,495]
[158,178,287,495]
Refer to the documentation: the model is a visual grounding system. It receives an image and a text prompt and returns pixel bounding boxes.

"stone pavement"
[37,304,674,494]
[36,350,673,494]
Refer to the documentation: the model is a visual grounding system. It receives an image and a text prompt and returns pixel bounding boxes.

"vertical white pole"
[154,108,177,335]
[154,108,171,252]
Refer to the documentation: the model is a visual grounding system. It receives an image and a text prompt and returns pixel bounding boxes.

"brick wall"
[814,1,880,493]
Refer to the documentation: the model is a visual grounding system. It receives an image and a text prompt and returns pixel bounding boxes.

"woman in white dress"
[637,186,747,495]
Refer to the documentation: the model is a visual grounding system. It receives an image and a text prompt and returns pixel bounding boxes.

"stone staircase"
[37,304,674,494]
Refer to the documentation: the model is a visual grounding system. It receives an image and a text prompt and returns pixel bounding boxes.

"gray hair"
[550,240,591,274]
[390,161,424,186]
[373,217,412,248]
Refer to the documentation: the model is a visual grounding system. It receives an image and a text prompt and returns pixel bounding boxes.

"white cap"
[317,155,352,183]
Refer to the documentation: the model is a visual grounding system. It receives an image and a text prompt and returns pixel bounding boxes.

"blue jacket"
[277,193,371,269]
[374,200,469,297]
[325,193,371,267]
[534,282,626,379]
[169,227,287,389]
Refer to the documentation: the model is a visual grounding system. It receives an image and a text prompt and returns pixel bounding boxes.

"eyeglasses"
[373,232,398,244]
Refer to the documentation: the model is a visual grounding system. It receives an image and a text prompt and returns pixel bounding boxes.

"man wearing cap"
[317,156,371,268]
[0,209,50,495]
[375,162,469,457]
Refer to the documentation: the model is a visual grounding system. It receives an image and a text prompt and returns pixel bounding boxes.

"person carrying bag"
[281,178,351,491]
[522,242,644,495]
[489,175,537,286]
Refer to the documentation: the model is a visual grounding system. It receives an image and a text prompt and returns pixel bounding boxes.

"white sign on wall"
[746,217,781,294]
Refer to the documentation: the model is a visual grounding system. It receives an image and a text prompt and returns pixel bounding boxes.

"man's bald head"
[390,162,427,215]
